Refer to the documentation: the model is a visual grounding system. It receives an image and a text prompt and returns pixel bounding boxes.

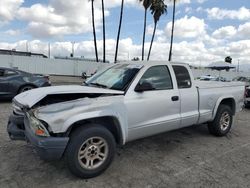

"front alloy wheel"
[78,137,108,170]
[65,124,116,178]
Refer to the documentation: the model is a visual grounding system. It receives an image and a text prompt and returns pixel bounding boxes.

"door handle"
[171,96,179,101]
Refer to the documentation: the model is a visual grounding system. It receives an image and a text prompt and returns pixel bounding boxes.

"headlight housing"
[27,112,50,137]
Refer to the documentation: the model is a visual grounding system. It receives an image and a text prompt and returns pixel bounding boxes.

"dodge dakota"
[7,61,245,178]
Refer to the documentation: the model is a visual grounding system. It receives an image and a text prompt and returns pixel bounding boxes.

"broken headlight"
[26,112,50,137]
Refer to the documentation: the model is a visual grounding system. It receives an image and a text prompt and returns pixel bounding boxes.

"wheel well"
[66,116,123,145]
[220,98,236,114]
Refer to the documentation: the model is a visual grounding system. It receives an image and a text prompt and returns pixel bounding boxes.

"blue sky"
[0,0,249,65]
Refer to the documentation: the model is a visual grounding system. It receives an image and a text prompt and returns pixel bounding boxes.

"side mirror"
[135,81,154,92]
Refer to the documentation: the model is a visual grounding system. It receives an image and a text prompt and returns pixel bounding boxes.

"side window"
[4,70,17,77]
[138,66,173,90]
[173,65,192,89]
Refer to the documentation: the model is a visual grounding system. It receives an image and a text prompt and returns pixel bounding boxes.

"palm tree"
[114,0,124,63]
[101,0,106,63]
[147,0,167,61]
[90,0,99,62]
[139,0,152,61]
[168,0,177,62]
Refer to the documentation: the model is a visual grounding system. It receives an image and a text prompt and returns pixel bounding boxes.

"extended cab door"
[172,65,199,127]
[125,65,181,142]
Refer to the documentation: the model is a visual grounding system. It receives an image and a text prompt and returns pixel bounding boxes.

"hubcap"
[220,112,230,131]
[78,137,108,170]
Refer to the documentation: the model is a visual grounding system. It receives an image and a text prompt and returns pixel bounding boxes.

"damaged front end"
[7,85,124,160]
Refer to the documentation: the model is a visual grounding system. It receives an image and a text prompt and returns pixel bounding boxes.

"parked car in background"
[8,61,245,178]
[0,67,51,99]
[199,75,228,82]
[232,76,250,86]
[81,70,97,80]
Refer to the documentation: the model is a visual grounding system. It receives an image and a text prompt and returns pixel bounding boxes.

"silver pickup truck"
[7,61,245,178]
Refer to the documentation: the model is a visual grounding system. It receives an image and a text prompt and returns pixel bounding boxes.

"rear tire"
[65,124,116,178]
[208,105,233,136]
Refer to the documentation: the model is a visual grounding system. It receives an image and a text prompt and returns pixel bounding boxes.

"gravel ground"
[1,103,250,188]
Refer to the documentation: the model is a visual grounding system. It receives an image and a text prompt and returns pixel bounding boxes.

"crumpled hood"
[34,95,126,133]
[14,85,124,108]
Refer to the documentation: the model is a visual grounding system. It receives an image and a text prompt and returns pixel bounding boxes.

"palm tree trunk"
[147,22,157,61]
[114,0,124,63]
[91,0,99,62]
[142,9,147,61]
[101,0,105,63]
[168,0,176,62]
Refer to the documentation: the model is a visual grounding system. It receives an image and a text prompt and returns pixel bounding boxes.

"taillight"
[44,75,50,81]
[245,87,249,98]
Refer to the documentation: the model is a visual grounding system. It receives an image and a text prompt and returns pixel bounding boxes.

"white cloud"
[146,25,164,36]
[0,37,249,66]
[16,1,102,38]
[197,0,207,3]
[0,0,23,24]
[185,7,192,14]
[165,16,206,38]
[4,29,21,36]
[238,22,250,39]
[207,7,250,20]
[212,26,237,39]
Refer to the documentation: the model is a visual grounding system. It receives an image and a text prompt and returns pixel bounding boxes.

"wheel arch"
[65,116,124,146]
[213,97,236,119]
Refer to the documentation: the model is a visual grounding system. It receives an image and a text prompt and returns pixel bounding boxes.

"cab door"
[172,65,199,127]
[125,65,181,142]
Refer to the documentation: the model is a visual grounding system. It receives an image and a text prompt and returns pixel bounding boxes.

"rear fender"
[212,96,235,119]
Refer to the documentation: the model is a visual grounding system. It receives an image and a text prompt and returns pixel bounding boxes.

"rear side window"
[139,65,173,90]
[173,65,192,89]
[5,70,17,76]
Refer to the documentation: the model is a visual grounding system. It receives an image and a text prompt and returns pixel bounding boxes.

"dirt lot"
[1,83,250,187]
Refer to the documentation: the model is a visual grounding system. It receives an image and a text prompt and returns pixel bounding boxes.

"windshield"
[86,64,142,91]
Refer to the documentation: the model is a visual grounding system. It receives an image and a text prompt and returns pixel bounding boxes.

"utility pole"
[26,41,29,52]
[237,59,240,72]
[48,43,51,58]
[71,42,75,57]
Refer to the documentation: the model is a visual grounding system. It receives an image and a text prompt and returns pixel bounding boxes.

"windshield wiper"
[90,82,108,88]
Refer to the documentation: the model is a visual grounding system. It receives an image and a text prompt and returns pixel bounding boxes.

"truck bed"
[195,80,245,89]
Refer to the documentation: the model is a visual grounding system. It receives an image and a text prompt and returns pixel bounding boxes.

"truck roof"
[118,61,189,67]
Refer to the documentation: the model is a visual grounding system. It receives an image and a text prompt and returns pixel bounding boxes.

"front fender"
[63,109,128,144]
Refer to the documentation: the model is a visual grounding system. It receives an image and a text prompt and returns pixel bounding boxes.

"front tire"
[65,124,116,178]
[208,105,233,136]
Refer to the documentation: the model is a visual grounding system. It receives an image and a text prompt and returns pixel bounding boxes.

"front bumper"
[7,113,69,161]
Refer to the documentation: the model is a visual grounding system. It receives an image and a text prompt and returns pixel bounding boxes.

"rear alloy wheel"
[65,124,116,178]
[208,105,233,136]
[19,85,34,93]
